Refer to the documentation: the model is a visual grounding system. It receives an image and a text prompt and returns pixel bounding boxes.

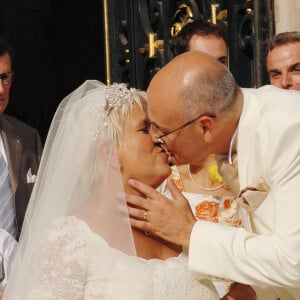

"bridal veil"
[3,80,137,299]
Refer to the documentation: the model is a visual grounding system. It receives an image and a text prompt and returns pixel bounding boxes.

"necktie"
[0,153,17,238]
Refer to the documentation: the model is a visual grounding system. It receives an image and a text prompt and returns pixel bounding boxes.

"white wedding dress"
[27,216,219,300]
[3,82,219,300]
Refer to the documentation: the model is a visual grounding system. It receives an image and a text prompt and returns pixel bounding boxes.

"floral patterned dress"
[160,166,243,297]
[171,166,242,227]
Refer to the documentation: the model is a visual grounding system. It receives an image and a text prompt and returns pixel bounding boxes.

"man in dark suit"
[0,37,42,239]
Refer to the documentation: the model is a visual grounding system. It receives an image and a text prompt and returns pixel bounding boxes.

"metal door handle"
[139,33,164,58]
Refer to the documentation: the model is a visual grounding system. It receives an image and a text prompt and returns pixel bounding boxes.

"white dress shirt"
[0,229,17,297]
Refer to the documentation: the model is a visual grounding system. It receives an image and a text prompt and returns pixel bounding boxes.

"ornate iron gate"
[104,0,274,89]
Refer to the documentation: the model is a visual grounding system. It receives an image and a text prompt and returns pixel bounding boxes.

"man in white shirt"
[126,51,300,300]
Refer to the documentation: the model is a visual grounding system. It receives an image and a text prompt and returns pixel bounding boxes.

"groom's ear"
[198,116,214,141]
[99,140,120,169]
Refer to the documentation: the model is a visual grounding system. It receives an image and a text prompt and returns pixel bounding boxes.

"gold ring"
[143,211,149,220]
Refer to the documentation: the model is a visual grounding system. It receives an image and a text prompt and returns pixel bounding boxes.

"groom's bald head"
[147,51,238,121]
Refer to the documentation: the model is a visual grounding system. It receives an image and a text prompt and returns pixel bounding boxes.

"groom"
[126,51,300,300]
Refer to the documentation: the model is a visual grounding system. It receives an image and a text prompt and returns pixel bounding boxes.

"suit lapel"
[238,89,261,188]
[236,89,262,233]
[0,116,22,196]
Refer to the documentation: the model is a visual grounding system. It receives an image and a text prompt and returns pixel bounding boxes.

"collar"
[228,127,238,164]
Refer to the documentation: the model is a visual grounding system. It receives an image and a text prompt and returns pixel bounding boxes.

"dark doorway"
[0,0,106,141]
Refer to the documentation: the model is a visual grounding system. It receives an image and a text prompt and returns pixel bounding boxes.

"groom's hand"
[126,177,196,247]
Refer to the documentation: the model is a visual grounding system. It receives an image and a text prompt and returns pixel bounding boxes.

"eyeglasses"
[150,113,216,140]
[151,113,216,163]
[0,72,13,85]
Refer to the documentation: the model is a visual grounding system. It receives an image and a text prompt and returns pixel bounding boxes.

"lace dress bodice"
[27,216,219,300]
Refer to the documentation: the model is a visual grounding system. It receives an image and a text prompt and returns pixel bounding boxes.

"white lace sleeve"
[27,217,88,300]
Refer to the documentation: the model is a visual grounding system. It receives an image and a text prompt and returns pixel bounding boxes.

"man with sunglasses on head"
[126,51,300,300]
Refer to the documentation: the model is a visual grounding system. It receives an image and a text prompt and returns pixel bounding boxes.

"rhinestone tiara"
[103,83,136,115]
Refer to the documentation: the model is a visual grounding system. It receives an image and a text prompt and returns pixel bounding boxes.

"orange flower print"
[219,198,242,227]
[223,199,232,209]
[171,166,184,192]
[195,201,219,223]
[172,178,184,192]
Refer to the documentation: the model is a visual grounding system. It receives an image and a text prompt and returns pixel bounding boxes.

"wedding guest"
[4,81,219,300]
[0,37,42,239]
[266,31,300,90]
[126,51,300,300]
[173,19,228,65]
[160,156,244,299]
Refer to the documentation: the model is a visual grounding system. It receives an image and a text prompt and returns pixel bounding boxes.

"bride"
[3,81,219,300]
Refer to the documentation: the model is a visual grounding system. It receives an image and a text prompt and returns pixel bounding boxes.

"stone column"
[274,0,300,33]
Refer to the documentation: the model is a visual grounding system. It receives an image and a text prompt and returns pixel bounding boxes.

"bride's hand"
[125,177,196,247]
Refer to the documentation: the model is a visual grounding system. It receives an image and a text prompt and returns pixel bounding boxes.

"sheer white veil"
[4,80,138,299]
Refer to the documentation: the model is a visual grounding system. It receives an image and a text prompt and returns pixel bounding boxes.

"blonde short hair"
[105,87,147,143]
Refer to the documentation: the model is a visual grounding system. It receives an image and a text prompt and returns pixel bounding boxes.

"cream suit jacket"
[189,85,300,299]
